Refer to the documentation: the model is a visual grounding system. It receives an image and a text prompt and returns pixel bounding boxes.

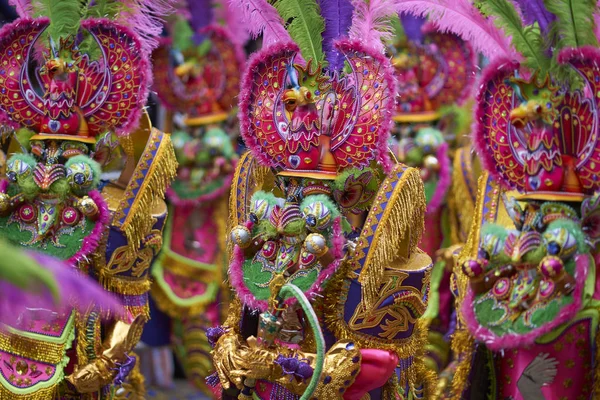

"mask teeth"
[513,230,542,260]
[33,163,65,189]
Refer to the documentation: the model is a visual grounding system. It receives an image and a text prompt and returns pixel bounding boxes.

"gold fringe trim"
[0,331,68,365]
[357,165,426,309]
[446,173,492,399]
[119,129,178,255]
[99,273,152,296]
[0,383,60,399]
[447,146,477,245]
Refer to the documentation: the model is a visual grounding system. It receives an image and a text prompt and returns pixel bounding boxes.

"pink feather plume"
[393,0,519,61]
[116,0,176,55]
[213,0,250,45]
[0,252,122,326]
[348,0,397,54]
[228,0,292,47]
[8,0,32,17]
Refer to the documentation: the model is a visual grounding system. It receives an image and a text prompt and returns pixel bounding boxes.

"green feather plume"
[272,0,325,64]
[82,0,127,20]
[389,13,406,47]
[543,0,598,49]
[0,239,58,300]
[173,17,195,53]
[480,0,551,76]
[32,0,83,43]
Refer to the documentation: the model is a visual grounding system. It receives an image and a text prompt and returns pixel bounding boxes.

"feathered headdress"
[231,0,398,178]
[391,15,476,122]
[397,0,600,201]
[153,0,247,125]
[0,0,173,141]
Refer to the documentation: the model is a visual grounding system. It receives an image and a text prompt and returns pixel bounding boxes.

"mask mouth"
[33,163,66,191]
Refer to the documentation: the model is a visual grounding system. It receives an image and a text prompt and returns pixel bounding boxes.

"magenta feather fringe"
[334,39,395,173]
[8,0,31,18]
[0,179,8,193]
[0,251,121,326]
[114,0,175,56]
[213,0,250,46]
[461,254,589,350]
[394,0,519,62]
[167,172,234,207]
[348,0,396,54]
[238,42,298,168]
[67,190,110,265]
[81,18,153,137]
[228,0,291,47]
[426,143,450,216]
[331,217,345,259]
[472,57,520,187]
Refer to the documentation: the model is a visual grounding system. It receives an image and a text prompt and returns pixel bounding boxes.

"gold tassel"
[115,129,178,255]
[447,173,492,399]
[357,165,426,309]
[99,273,152,296]
[447,147,477,245]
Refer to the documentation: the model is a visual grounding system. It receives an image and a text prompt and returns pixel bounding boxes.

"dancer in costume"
[389,14,476,375]
[397,0,600,398]
[0,1,177,398]
[208,0,433,399]
[143,0,245,394]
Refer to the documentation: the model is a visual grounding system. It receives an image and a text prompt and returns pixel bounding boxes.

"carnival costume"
[144,0,245,393]
[0,1,177,398]
[389,14,476,375]
[207,0,433,399]
[396,0,600,398]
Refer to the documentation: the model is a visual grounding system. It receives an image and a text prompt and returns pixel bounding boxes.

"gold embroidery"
[356,165,426,308]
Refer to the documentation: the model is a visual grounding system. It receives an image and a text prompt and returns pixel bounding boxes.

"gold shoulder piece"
[356,164,426,309]
[112,125,177,254]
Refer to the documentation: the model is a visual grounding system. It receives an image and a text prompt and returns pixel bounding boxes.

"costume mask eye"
[65,155,99,193]
[302,200,332,232]
[7,154,35,182]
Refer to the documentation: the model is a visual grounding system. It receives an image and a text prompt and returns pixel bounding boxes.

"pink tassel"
[228,0,292,46]
[348,0,397,54]
[393,0,520,61]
